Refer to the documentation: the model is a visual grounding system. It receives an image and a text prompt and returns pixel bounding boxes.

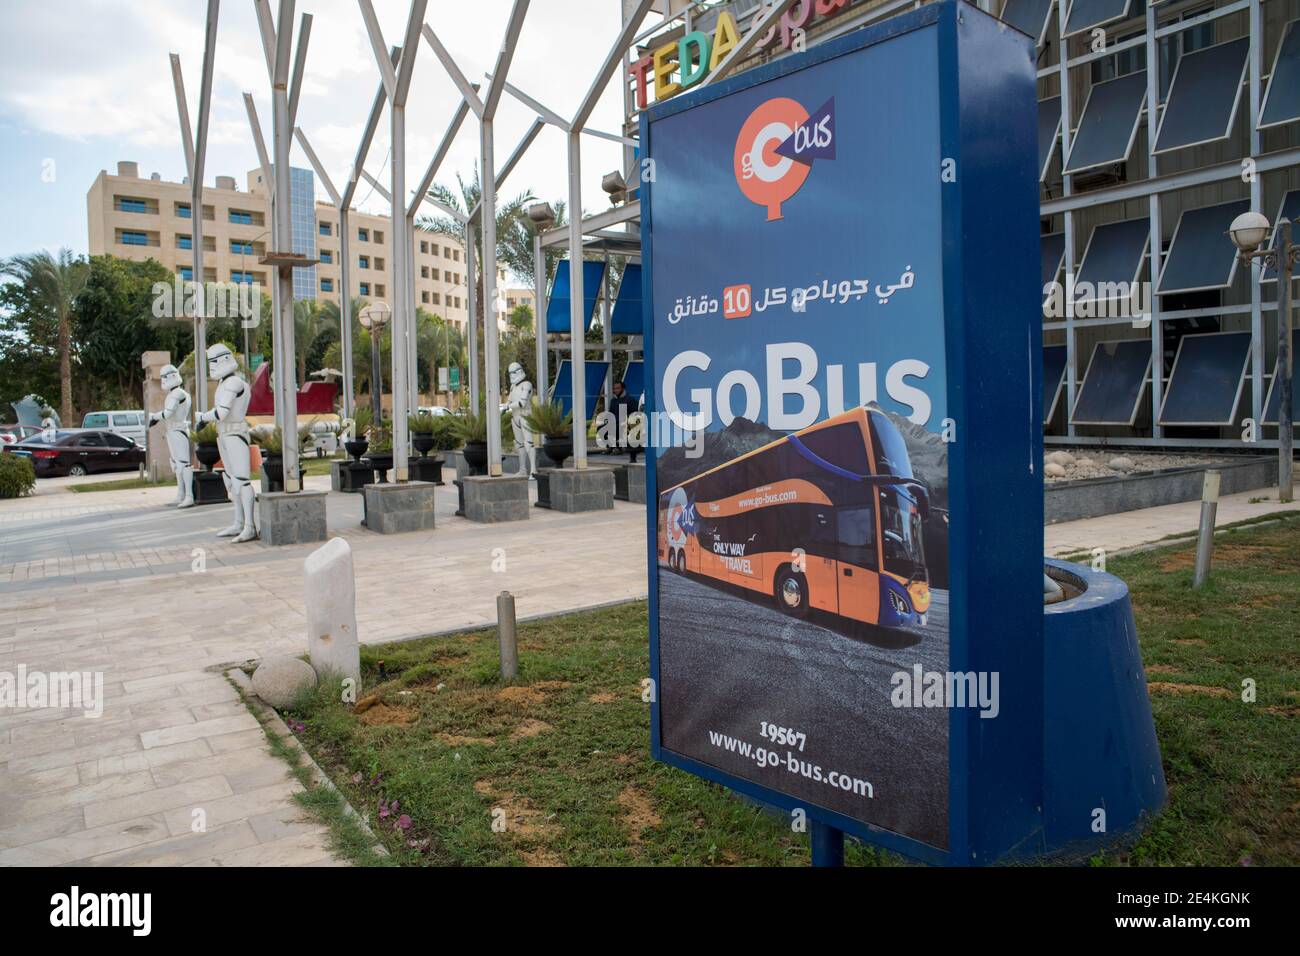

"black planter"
[412,434,436,458]
[196,442,221,472]
[262,453,284,493]
[463,440,488,475]
[365,452,394,483]
[541,436,572,469]
[410,455,444,485]
[344,438,369,462]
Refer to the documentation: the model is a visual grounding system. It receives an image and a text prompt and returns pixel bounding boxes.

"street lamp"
[527,202,555,409]
[358,301,392,425]
[1230,212,1297,503]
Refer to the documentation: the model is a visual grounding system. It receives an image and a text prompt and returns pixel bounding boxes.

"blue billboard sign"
[641,1,1044,864]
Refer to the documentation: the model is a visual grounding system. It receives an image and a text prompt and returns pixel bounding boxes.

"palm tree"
[416,164,534,339]
[0,249,88,423]
[292,299,331,386]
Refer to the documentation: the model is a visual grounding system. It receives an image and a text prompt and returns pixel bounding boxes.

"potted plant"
[253,427,284,490]
[452,411,490,473]
[345,408,372,461]
[365,425,394,482]
[524,401,574,468]
[408,411,438,458]
[190,422,221,471]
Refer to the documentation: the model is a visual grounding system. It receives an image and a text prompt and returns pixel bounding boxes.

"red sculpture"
[247,363,338,416]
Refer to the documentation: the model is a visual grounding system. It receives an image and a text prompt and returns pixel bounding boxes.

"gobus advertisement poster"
[640,2,1045,863]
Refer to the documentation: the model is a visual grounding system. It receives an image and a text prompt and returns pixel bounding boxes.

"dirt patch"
[496,680,572,706]
[509,718,553,740]
[354,693,381,714]
[358,702,418,726]
[1147,681,1234,699]
[1159,544,1284,572]
[473,780,559,840]
[1263,706,1300,718]
[1146,664,1182,675]
[436,733,494,746]
[617,784,662,849]
[1172,639,1207,647]
[588,692,616,704]
[519,847,564,866]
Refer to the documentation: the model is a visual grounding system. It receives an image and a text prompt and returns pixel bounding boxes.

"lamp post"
[1231,211,1297,503]
[359,301,392,424]
[527,202,555,408]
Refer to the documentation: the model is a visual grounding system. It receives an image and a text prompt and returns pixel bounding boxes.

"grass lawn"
[67,455,340,492]
[284,514,1300,867]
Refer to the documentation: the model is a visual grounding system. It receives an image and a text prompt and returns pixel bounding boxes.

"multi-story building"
[87,160,530,333]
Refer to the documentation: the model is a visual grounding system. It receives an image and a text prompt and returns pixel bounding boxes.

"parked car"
[416,406,453,417]
[0,424,42,446]
[3,429,145,478]
[81,410,148,448]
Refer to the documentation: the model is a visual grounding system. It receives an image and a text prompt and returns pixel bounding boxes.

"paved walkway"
[0,479,647,866]
[2,475,1295,866]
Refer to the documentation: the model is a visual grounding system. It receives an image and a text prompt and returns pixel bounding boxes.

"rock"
[1108,456,1135,473]
[1046,451,1075,467]
[304,538,361,687]
[251,656,318,709]
[1044,462,1067,478]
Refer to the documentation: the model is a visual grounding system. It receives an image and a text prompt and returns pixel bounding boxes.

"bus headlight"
[887,588,910,615]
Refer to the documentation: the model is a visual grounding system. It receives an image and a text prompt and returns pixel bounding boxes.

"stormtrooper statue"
[194,344,257,542]
[506,361,536,477]
[147,363,194,508]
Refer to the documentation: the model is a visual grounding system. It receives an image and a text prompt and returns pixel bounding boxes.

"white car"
[417,406,453,418]
[81,410,147,448]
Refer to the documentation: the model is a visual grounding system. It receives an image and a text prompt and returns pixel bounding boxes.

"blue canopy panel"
[1263,330,1300,425]
[1043,345,1068,425]
[1070,339,1152,426]
[1038,96,1061,182]
[1260,18,1300,130]
[1154,38,1248,153]
[1158,331,1252,426]
[621,360,645,403]
[1064,0,1132,37]
[1157,199,1250,295]
[1263,190,1300,283]
[1064,71,1147,174]
[1074,217,1149,308]
[545,259,607,334]
[549,359,610,421]
[1001,0,1055,46]
[610,263,643,334]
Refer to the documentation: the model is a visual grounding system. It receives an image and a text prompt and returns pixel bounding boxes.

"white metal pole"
[390,101,411,483]
[534,231,548,404]
[481,117,504,476]
[271,8,300,493]
[567,129,587,469]
[339,207,354,419]
[466,222,480,415]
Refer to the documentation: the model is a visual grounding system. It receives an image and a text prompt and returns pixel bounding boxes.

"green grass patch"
[68,477,162,493]
[284,518,1300,866]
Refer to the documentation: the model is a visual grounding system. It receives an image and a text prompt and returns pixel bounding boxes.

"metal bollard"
[497,590,518,681]
[1192,470,1220,588]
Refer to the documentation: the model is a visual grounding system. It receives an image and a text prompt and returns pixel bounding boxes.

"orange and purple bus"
[658,406,932,633]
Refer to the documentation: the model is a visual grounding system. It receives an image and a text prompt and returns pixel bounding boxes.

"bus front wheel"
[774,567,809,618]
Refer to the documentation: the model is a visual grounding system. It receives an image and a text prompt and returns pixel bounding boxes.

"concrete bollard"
[1193,469,1220,588]
[497,590,518,681]
[304,537,361,686]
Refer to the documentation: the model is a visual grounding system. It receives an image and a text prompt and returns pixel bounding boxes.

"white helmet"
[508,361,526,386]
[161,364,182,391]
[206,343,238,380]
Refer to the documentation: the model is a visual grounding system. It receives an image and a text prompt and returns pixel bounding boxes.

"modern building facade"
[625,0,1299,448]
[87,160,534,332]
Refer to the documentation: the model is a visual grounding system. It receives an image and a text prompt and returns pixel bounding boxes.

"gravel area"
[1043,450,1220,482]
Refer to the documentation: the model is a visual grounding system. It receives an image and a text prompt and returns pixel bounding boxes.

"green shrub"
[408,411,436,434]
[523,400,572,439]
[0,454,36,498]
[190,422,219,445]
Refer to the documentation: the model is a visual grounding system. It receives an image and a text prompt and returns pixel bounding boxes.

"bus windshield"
[867,410,914,479]
[879,487,926,580]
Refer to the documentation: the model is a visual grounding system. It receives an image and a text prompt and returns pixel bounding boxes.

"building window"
[420,241,428,253]
[229,209,254,225]
[176,202,192,219]
[431,292,441,305]
[359,255,370,269]
[452,249,459,261]
[421,291,429,304]
[375,284,386,297]
[319,250,332,264]
[358,227,369,242]
[420,266,429,278]
[432,243,439,255]
[120,230,149,246]
[230,240,255,256]
[374,257,385,271]
[231,270,255,284]
[321,278,334,292]
[1158,5,1216,98]
[319,222,332,236]
[177,234,192,250]
[179,267,194,281]
[444,270,452,282]
[116,197,149,214]
[373,230,385,244]
[359,282,370,296]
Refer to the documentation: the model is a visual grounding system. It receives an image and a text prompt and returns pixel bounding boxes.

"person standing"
[608,380,639,463]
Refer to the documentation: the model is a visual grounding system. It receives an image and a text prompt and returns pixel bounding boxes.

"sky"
[0,0,641,261]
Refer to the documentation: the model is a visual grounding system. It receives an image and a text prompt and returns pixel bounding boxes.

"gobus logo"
[733,95,835,221]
